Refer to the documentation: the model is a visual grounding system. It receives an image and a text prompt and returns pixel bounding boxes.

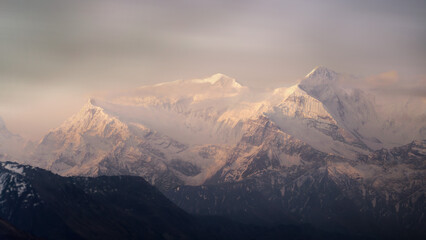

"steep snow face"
[300,68,377,133]
[302,66,339,88]
[265,85,369,159]
[33,100,131,172]
[257,79,375,159]
[298,67,416,149]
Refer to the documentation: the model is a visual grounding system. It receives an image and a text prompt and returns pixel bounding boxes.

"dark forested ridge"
[0,161,366,240]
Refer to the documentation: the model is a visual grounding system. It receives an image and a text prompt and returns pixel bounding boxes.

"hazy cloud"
[338,70,426,102]
[364,71,400,89]
[1,0,426,139]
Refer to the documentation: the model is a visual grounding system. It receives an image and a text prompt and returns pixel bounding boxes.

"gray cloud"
[1,0,426,139]
[368,75,426,99]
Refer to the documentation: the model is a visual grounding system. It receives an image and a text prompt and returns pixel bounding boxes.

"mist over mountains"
[2,67,423,182]
[0,67,425,239]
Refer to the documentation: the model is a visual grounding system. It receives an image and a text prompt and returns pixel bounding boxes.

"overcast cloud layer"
[1,0,425,139]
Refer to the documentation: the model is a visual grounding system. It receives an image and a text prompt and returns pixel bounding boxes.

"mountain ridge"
[10,68,421,189]
[0,67,424,239]
[0,161,367,240]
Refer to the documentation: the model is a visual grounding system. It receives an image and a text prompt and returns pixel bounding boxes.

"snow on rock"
[302,66,339,87]
[0,163,30,198]
[298,66,419,150]
[29,70,426,188]
[1,162,24,175]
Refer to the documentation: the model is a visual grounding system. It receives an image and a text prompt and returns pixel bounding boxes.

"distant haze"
[1,0,425,140]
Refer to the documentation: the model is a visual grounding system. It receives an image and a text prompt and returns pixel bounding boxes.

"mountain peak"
[305,66,337,79]
[210,73,231,80]
[299,66,338,89]
[82,98,103,110]
[193,73,242,89]
[87,98,96,106]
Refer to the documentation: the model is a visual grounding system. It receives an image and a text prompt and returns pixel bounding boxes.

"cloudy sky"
[1,0,425,139]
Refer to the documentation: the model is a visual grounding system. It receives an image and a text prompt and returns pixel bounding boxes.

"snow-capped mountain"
[8,67,425,239]
[27,67,425,190]
[299,67,406,149]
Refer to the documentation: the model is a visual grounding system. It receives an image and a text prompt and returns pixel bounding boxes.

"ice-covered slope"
[298,66,420,149]
[300,67,381,147]
[265,84,370,159]
[32,100,185,188]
